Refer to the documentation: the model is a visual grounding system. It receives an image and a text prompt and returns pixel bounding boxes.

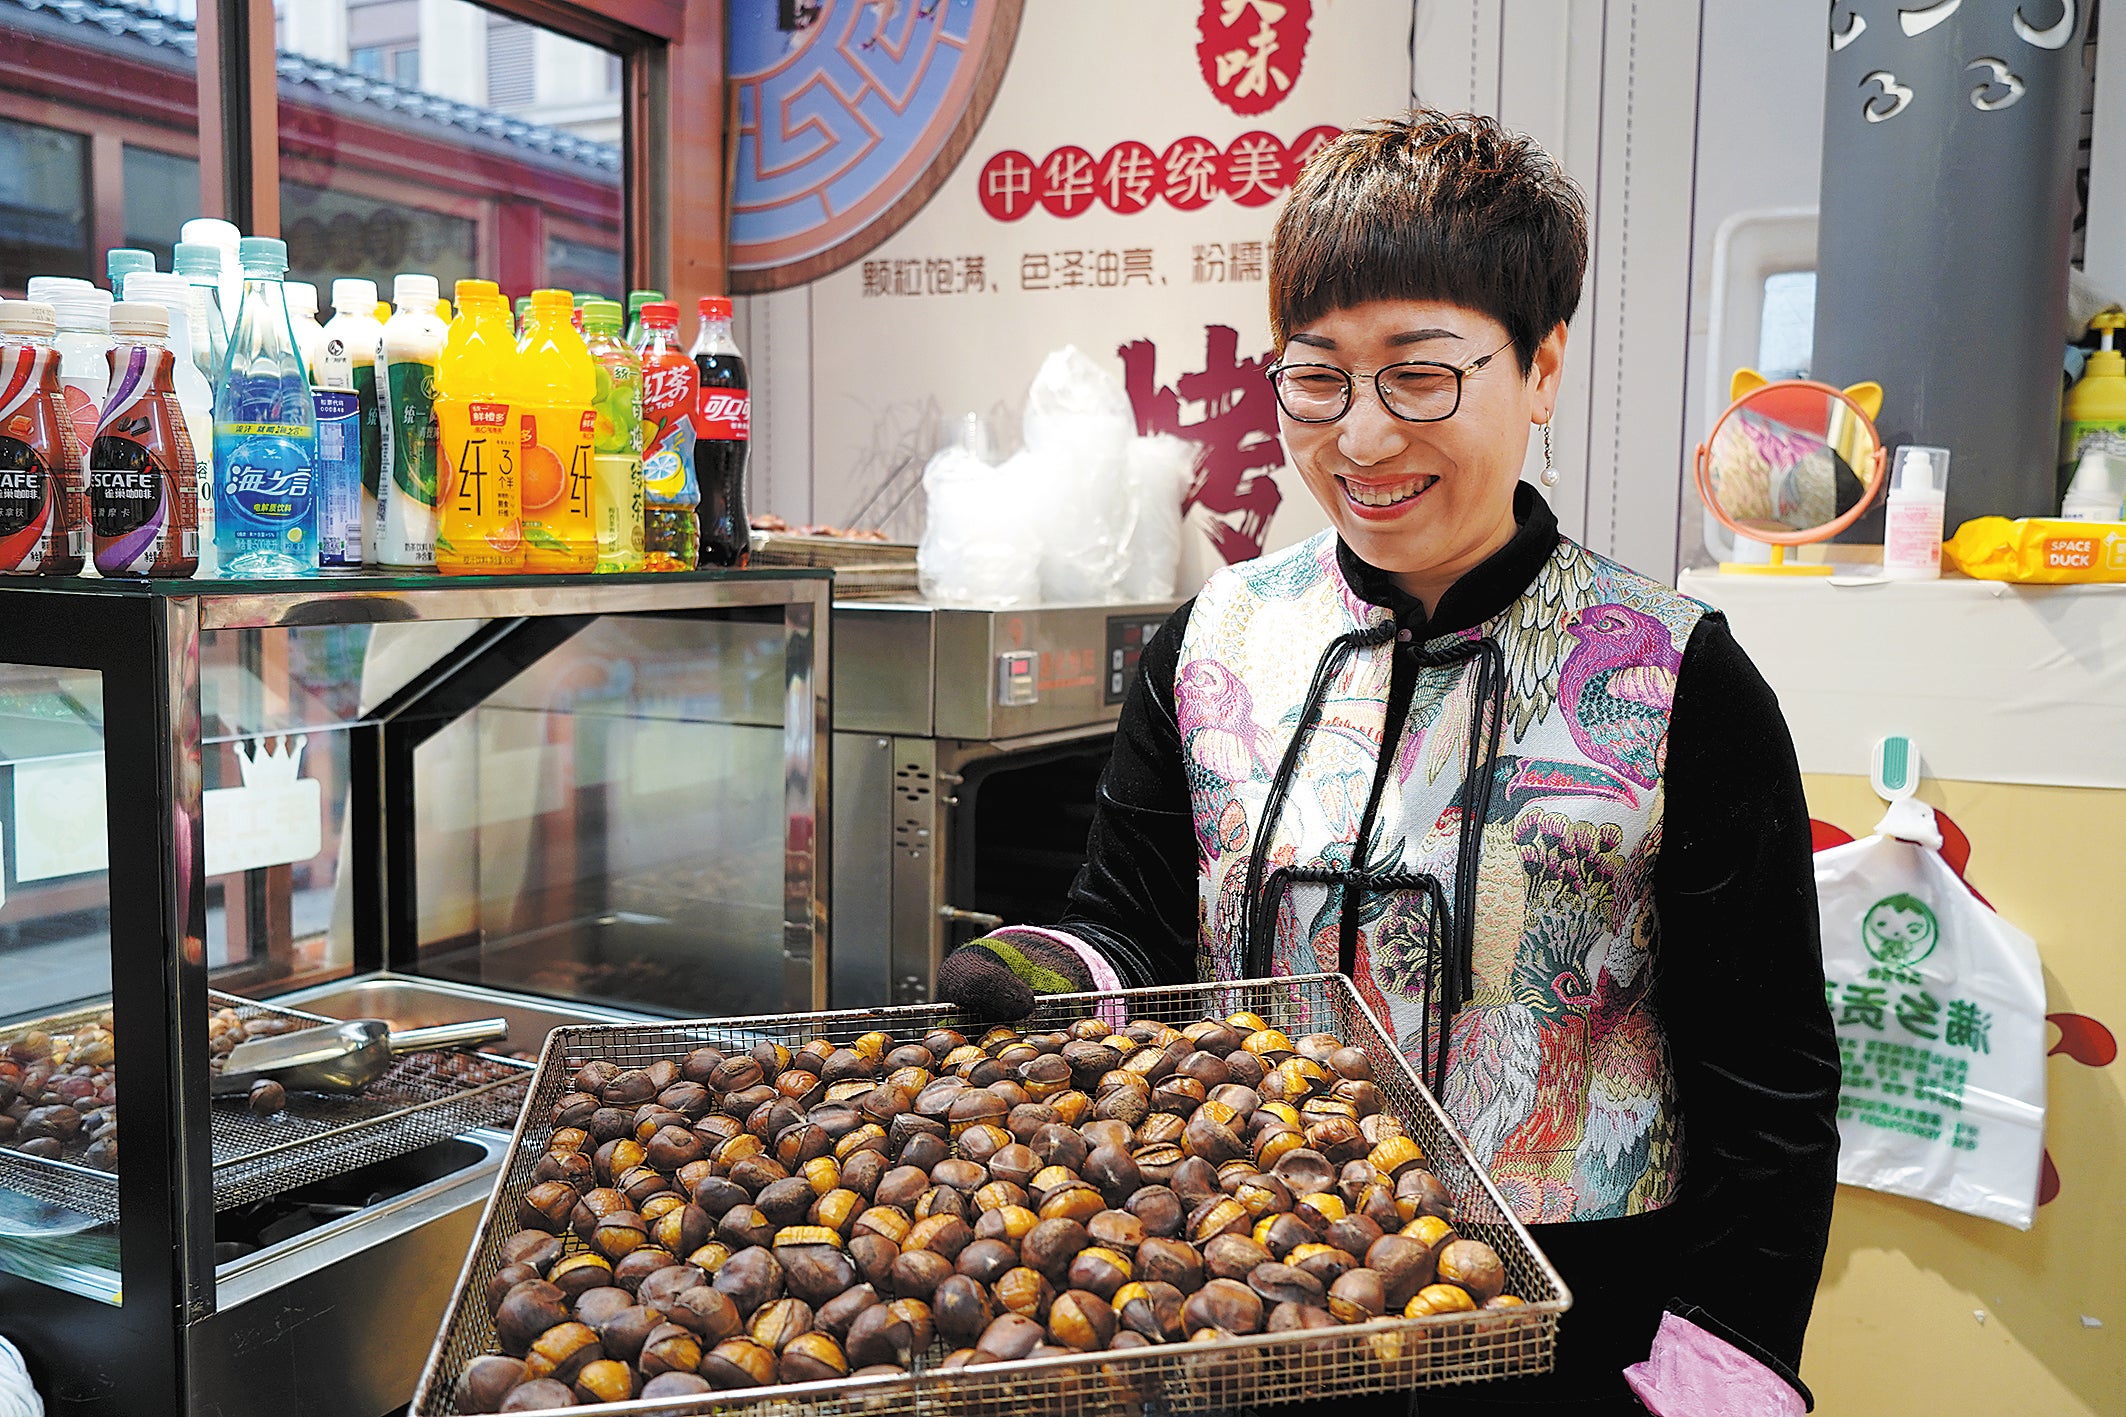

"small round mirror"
[1695,375,1888,571]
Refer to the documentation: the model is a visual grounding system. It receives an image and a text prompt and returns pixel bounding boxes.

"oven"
[829,597,1181,1007]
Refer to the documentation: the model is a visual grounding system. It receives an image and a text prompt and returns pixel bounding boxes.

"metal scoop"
[211,1017,509,1096]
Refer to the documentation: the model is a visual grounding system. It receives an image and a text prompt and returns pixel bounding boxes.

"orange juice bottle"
[517,289,597,573]
[433,280,524,574]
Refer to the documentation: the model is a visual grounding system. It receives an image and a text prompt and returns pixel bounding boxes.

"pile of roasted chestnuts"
[469,1011,1521,1412]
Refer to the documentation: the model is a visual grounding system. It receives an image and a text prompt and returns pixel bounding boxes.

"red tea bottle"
[88,302,198,577]
[0,299,89,575]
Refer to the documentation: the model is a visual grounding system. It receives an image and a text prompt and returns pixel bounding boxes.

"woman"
[937,111,1841,1413]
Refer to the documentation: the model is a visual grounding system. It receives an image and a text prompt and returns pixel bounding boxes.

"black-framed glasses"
[1265,339,1515,424]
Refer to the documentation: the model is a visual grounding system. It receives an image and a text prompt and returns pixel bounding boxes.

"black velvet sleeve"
[1654,611,1843,1372]
[1056,600,1202,989]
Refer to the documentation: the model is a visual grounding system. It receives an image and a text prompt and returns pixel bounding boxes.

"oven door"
[830,727,1117,1008]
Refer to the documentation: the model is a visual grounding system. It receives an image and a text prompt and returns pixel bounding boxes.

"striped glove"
[934,929,1097,1021]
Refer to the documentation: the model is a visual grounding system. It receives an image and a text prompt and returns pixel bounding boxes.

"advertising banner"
[731,0,1414,589]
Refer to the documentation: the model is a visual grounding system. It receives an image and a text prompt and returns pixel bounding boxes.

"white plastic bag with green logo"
[1814,800,2047,1229]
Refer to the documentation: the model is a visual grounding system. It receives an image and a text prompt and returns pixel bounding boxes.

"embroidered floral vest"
[1176,530,1706,1224]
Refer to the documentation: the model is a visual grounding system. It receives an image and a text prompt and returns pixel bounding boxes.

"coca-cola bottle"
[690,296,749,568]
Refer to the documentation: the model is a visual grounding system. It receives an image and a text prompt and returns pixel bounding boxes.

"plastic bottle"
[1882,444,1950,581]
[2059,449,2126,521]
[582,299,645,573]
[51,290,113,459]
[0,300,89,575]
[180,217,244,336]
[172,241,229,389]
[26,277,93,308]
[2060,310,2126,504]
[287,282,326,371]
[513,296,533,338]
[374,274,448,571]
[89,302,199,577]
[691,296,751,569]
[434,281,524,575]
[316,279,385,563]
[636,301,699,571]
[124,271,218,576]
[214,236,319,577]
[624,290,664,349]
[307,329,363,577]
[516,288,598,573]
[106,249,154,294]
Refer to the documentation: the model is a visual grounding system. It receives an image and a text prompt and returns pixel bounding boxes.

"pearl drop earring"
[1540,420,1559,487]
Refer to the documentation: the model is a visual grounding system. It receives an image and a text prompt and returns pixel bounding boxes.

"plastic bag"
[916,435,1042,607]
[1023,347,1134,603]
[1118,433,1195,600]
[1814,801,2047,1228]
[1943,515,2126,582]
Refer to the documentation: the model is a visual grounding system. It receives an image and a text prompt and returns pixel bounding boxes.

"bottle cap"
[1890,444,1950,495]
[530,288,574,311]
[173,242,222,278]
[106,250,156,289]
[237,236,288,274]
[572,291,603,307]
[53,293,111,333]
[394,273,440,309]
[181,218,241,253]
[699,296,732,320]
[332,278,379,313]
[514,296,534,320]
[582,299,623,331]
[109,302,171,339]
[627,289,664,314]
[454,278,500,305]
[0,300,56,337]
[287,281,319,319]
[641,301,679,327]
[25,277,92,306]
[123,272,192,308]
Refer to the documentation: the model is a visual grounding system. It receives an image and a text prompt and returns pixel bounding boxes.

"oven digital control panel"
[1104,613,1170,705]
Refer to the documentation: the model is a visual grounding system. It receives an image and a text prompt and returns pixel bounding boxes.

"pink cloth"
[1623,1311,1806,1417]
[1006,926,1127,1027]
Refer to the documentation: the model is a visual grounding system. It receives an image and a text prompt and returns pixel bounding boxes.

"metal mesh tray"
[413,974,1570,1417]
[0,990,533,1222]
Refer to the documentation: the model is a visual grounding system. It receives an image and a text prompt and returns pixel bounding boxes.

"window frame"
[192,0,721,306]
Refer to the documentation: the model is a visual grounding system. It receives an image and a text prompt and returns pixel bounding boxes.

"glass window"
[277,0,622,300]
[122,145,200,272]
[0,119,89,289]
[0,0,200,295]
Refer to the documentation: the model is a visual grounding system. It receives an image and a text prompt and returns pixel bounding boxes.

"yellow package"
[1944,516,2126,582]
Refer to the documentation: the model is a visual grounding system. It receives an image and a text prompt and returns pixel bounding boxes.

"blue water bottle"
[214,236,319,577]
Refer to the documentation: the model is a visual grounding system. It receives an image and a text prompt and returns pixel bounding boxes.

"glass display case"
[0,568,830,1417]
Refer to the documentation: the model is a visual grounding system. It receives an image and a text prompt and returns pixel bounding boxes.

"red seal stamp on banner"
[1196,0,1311,117]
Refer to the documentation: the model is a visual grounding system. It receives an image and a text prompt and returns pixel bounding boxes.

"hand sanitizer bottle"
[1882,445,1950,580]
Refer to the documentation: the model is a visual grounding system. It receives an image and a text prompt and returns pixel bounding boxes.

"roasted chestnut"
[1181,1277,1264,1336]
[516,1181,577,1234]
[497,1378,575,1412]
[1434,1238,1506,1304]
[494,1282,570,1357]
[712,1245,784,1315]
[458,1354,526,1413]
[521,1320,603,1385]
[700,1336,780,1389]
[933,1273,995,1346]
[1020,1217,1089,1282]
[571,1358,637,1404]
[779,1329,850,1383]
[1047,1288,1117,1351]
[1365,1234,1436,1307]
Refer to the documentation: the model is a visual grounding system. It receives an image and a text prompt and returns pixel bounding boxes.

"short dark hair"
[1268,111,1589,371]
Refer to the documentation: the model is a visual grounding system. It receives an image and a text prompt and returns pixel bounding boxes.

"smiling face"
[1279,299,1565,611]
